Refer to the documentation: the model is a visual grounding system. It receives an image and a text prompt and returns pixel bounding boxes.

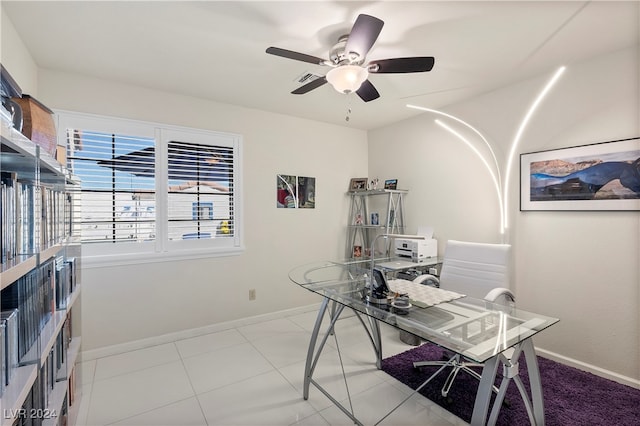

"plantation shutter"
[66,129,157,244]
[166,140,235,240]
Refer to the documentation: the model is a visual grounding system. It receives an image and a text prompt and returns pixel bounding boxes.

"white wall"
[39,70,368,350]
[369,46,640,384]
[0,9,37,94]
[368,117,503,245]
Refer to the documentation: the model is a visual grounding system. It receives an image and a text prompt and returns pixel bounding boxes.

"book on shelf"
[66,258,76,294]
[1,258,56,361]
[1,309,19,395]
[1,171,72,266]
[55,257,70,310]
[1,172,37,263]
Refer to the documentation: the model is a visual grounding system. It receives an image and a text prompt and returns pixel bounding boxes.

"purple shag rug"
[381,343,640,426]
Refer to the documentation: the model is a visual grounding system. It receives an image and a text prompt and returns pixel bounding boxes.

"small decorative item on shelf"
[11,94,57,157]
[368,178,379,190]
[371,212,379,225]
[355,213,364,225]
[384,179,398,190]
[349,177,368,191]
[353,245,362,258]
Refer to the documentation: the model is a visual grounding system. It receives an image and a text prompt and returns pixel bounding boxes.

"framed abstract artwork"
[520,137,640,211]
[277,174,316,208]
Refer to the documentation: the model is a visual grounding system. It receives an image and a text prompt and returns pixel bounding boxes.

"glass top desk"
[289,259,559,426]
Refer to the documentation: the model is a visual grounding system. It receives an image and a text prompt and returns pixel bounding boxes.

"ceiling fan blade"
[356,80,380,102]
[344,14,384,60]
[266,47,326,65]
[369,57,435,73]
[292,76,328,95]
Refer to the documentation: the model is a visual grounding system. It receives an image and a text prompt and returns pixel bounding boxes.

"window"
[57,111,243,266]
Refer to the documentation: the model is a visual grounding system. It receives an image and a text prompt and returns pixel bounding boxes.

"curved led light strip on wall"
[434,118,505,234]
[503,66,566,229]
[406,104,505,234]
[406,65,566,237]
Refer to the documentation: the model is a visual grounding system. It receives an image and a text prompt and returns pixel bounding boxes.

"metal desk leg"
[350,309,383,370]
[302,297,365,425]
[472,338,546,426]
[471,353,500,425]
[367,314,383,369]
[303,297,330,400]
[489,339,545,426]
[522,338,545,425]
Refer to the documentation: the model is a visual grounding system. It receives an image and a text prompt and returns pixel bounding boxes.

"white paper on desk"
[417,226,434,239]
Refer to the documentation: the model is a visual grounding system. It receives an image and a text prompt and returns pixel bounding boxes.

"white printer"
[393,226,438,262]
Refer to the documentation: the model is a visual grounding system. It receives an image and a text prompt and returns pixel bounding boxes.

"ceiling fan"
[266,14,435,102]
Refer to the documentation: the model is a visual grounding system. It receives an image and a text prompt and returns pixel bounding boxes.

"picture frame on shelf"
[384,179,398,190]
[353,245,362,258]
[520,137,640,211]
[349,177,368,191]
[371,212,379,225]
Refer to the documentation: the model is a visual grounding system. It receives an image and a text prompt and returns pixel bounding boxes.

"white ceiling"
[3,1,638,130]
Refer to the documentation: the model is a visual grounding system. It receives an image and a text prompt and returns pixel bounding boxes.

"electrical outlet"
[249,289,256,301]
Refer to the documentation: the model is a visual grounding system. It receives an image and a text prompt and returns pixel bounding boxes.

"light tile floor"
[76,309,468,426]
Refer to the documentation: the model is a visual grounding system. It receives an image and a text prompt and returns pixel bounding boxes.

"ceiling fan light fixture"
[326,65,368,94]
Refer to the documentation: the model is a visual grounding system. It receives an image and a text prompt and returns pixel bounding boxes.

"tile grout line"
[174,340,210,426]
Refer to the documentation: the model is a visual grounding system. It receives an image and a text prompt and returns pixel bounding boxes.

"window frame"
[56,110,244,268]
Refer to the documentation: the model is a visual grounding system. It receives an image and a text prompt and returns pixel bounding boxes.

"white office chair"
[412,239,514,398]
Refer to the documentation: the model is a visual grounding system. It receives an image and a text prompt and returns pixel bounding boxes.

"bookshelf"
[346,189,407,259]
[1,118,81,426]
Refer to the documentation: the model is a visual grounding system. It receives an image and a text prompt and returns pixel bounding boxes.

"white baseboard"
[536,347,640,389]
[81,303,320,361]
